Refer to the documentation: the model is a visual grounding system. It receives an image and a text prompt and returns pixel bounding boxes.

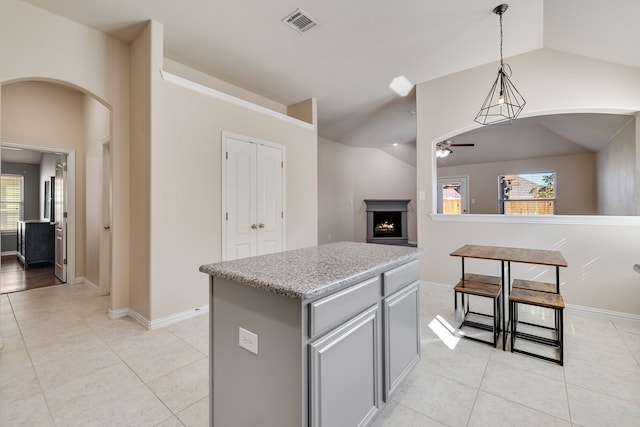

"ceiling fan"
[435,140,475,158]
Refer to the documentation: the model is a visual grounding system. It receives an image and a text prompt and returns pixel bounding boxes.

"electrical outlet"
[239,327,258,355]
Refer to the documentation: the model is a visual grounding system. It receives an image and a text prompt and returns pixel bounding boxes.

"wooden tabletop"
[450,244,567,267]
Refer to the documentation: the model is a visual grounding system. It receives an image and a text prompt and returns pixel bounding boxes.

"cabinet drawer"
[383,260,419,296]
[309,276,381,338]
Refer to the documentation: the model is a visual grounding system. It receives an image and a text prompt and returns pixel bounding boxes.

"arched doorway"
[0,79,112,298]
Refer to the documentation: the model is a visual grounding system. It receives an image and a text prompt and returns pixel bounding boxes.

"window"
[499,172,556,215]
[1,174,24,232]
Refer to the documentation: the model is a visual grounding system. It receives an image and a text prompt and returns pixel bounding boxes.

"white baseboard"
[107,305,209,331]
[565,304,640,321]
[148,305,209,330]
[1,250,17,256]
[80,277,99,289]
[421,281,640,321]
[421,281,452,290]
[108,307,130,320]
[127,309,152,330]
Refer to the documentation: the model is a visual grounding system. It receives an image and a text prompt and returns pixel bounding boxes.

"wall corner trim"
[160,70,315,131]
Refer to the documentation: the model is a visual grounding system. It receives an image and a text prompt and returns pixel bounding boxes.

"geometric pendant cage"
[474,4,526,126]
[474,63,526,125]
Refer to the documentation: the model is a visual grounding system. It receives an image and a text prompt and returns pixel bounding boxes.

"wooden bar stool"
[509,286,565,365]
[454,273,502,348]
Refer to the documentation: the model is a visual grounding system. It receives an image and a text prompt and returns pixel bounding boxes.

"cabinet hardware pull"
[251,224,258,229]
[258,223,265,228]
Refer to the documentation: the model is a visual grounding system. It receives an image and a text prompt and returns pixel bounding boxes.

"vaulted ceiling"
[22,0,640,158]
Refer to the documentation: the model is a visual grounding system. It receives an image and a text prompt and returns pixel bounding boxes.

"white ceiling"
[1,148,42,164]
[22,0,640,155]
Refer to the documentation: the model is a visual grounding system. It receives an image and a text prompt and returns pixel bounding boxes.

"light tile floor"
[1,282,639,426]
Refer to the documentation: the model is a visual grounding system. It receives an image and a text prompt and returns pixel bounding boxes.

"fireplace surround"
[364,199,410,246]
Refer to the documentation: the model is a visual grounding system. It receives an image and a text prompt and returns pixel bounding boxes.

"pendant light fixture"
[474,4,526,126]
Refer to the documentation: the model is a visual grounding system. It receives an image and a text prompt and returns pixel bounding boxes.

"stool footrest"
[517,320,556,331]
[512,348,562,365]
[514,330,560,347]
[461,319,495,332]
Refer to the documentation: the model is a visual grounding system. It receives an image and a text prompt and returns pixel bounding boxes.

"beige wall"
[318,138,358,243]
[129,21,155,319]
[0,0,131,311]
[597,117,637,215]
[149,79,318,320]
[84,95,110,286]
[417,48,640,315]
[318,137,417,245]
[144,22,318,320]
[163,58,287,115]
[438,152,597,215]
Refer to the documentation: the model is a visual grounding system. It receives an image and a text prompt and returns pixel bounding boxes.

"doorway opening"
[0,146,75,294]
[437,176,469,214]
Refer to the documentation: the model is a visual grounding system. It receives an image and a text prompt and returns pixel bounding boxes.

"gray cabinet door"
[309,305,379,427]
[383,282,420,400]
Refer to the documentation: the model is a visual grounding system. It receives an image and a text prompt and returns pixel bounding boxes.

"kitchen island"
[200,241,424,427]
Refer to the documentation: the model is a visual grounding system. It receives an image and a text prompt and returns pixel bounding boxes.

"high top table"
[450,244,568,350]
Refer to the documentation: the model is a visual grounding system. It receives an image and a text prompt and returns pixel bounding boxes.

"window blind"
[1,174,24,231]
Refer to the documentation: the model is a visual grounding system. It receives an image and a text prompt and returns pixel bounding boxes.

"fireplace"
[365,199,410,246]
[373,212,402,237]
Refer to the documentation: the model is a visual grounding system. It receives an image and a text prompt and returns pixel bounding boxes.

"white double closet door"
[223,134,284,261]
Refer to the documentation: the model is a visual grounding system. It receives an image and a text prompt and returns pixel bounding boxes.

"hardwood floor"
[0,255,63,294]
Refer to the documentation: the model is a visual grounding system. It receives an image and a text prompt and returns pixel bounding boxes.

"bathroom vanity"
[200,241,424,427]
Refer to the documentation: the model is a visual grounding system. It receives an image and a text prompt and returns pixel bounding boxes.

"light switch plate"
[239,327,258,355]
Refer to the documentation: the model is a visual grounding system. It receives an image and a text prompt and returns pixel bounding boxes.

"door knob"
[258,223,265,228]
[104,226,111,230]
[251,224,258,229]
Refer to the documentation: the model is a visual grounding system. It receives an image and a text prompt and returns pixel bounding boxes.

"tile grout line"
[481,355,572,423]
[7,292,58,426]
[610,317,640,370]
[464,348,493,427]
[99,314,209,421]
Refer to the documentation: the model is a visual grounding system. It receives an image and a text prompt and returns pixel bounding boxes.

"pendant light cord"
[499,12,504,68]
[499,11,513,77]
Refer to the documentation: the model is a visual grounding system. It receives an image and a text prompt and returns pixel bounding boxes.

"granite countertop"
[199,241,424,300]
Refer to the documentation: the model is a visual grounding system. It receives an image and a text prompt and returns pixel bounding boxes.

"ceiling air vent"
[282,8,318,33]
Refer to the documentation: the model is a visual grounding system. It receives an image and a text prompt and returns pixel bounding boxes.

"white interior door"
[223,134,284,261]
[225,138,258,260]
[54,157,67,282]
[257,144,283,255]
[99,140,112,295]
[437,176,469,214]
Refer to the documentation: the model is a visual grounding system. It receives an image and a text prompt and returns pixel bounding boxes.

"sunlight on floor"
[428,315,461,350]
